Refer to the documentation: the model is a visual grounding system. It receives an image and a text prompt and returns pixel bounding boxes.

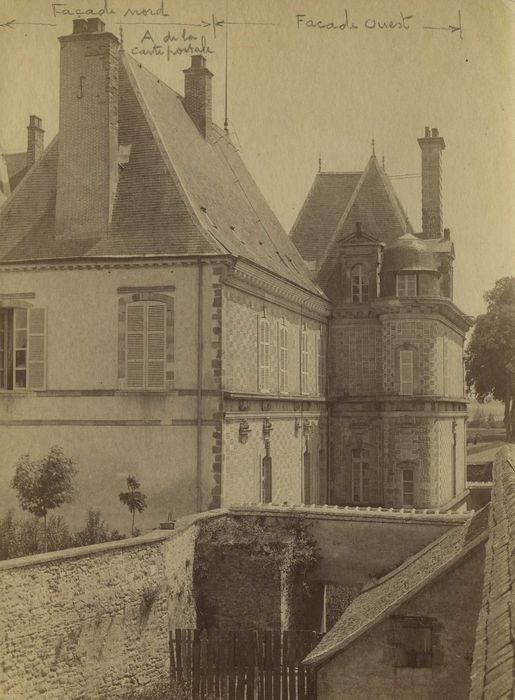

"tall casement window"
[278,324,288,393]
[397,273,417,297]
[260,455,272,504]
[316,332,326,396]
[399,350,414,395]
[301,326,309,394]
[401,467,415,506]
[0,307,46,390]
[351,448,370,503]
[351,264,369,302]
[126,301,166,389]
[258,316,270,392]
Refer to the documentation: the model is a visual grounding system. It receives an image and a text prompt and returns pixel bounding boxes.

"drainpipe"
[196,259,204,512]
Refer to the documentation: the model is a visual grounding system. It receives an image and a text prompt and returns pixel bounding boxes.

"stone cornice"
[332,297,472,334]
[0,254,231,273]
[224,259,331,321]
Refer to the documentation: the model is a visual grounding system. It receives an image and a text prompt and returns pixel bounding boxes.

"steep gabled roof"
[0,52,320,296]
[304,505,490,668]
[291,155,413,286]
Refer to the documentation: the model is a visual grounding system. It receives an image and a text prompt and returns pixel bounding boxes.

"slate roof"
[304,505,490,667]
[0,52,320,296]
[4,152,27,191]
[290,156,414,282]
[469,446,515,700]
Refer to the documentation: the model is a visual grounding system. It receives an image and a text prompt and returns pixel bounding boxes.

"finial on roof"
[371,136,376,156]
[355,221,362,237]
[119,23,124,49]
[318,153,322,173]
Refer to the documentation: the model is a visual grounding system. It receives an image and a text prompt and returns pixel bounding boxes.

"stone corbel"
[238,419,252,444]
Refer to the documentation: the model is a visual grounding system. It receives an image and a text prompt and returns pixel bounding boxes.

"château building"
[0,18,470,529]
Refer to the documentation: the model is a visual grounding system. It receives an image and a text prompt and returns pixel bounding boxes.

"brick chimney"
[183,56,213,138]
[417,126,446,239]
[27,115,44,168]
[55,18,119,239]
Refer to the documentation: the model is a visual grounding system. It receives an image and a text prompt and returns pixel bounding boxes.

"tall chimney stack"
[417,126,446,239]
[27,115,44,168]
[55,18,119,239]
[183,56,213,138]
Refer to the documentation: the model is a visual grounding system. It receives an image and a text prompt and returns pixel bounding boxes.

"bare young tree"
[119,475,147,536]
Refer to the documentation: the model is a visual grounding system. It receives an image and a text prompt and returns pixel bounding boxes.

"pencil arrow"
[424,10,462,38]
[0,19,57,28]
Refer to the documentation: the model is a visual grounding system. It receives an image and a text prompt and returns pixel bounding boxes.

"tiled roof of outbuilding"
[469,446,515,700]
[304,505,490,667]
[0,52,320,296]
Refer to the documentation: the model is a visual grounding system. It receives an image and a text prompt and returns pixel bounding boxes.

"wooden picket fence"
[170,629,322,700]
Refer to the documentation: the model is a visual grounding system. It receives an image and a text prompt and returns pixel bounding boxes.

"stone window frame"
[118,291,174,391]
[351,263,369,303]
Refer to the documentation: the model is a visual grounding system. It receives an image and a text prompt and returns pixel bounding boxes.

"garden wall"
[0,521,198,700]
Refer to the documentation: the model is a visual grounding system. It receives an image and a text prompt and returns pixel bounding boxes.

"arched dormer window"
[351,264,369,303]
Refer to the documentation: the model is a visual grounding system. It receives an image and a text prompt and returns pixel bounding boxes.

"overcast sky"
[0,0,513,315]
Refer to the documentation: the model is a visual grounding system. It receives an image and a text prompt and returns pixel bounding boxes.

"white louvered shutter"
[400,350,414,395]
[27,308,46,390]
[146,302,166,389]
[126,303,145,389]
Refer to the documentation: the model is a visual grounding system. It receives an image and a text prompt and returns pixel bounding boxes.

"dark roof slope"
[469,446,515,700]
[304,505,490,667]
[290,172,362,264]
[0,53,320,295]
[291,155,413,285]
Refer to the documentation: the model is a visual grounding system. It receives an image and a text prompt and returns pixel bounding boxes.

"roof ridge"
[121,53,223,256]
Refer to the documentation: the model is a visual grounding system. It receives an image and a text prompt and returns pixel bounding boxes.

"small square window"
[392,617,433,668]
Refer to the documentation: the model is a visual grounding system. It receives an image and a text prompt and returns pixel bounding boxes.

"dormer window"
[351,264,369,303]
[397,273,417,297]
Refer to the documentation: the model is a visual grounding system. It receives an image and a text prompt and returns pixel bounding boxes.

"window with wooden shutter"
[126,301,166,390]
[0,307,46,391]
[258,317,270,392]
[301,327,309,394]
[278,324,288,393]
[399,350,414,395]
[27,308,46,390]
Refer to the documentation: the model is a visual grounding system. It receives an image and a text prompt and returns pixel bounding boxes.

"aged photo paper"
[0,0,513,698]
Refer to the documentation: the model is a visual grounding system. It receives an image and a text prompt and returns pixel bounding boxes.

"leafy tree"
[11,446,76,551]
[465,277,515,441]
[119,475,147,536]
